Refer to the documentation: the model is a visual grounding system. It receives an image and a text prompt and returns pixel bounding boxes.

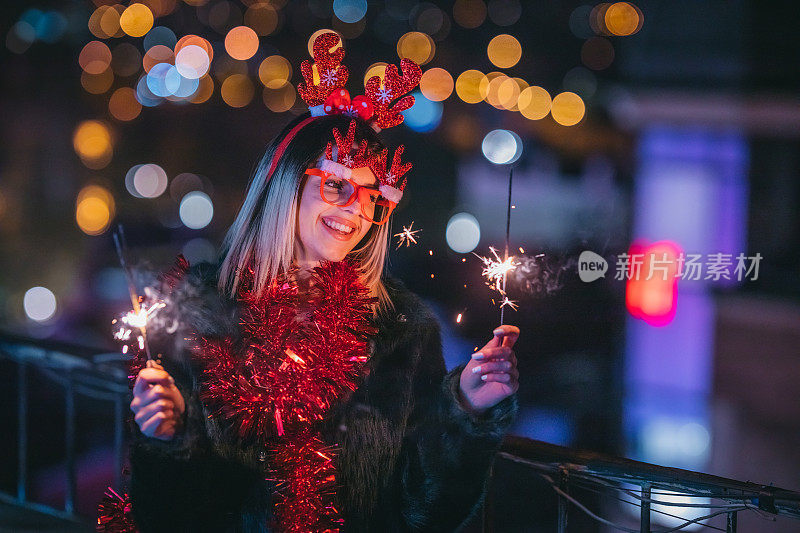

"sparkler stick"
[500,166,514,325]
[112,225,153,360]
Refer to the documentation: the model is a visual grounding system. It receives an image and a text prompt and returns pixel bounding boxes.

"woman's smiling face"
[294,165,377,264]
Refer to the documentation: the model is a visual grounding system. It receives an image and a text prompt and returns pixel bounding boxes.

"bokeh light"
[397,31,435,65]
[221,74,254,107]
[563,66,597,99]
[496,76,521,110]
[455,70,489,103]
[109,87,142,121]
[412,4,448,38]
[190,75,215,103]
[147,62,180,97]
[453,0,487,29]
[245,3,279,36]
[175,35,214,63]
[258,55,292,88]
[263,83,296,112]
[179,191,214,229]
[487,0,522,26]
[581,37,615,70]
[24,287,57,322]
[402,91,443,133]
[332,0,367,24]
[182,237,217,264]
[483,72,510,108]
[590,3,612,35]
[551,92,586,126]
[176,44,211,79]
[420,68,454,101]
[132,163,168,198]
[363,62,387,87]
[73,120,113,168]
[120,3,154,38]
[569,5,595,39]
[170,172,205,201]
[487,34,521,69]
[136,73,163,107]
[207,1,243,35]
[482,129,522,165]
[76,184,115,235]
[517,85,551,120]
[446,212,481,253]
[79,41,112,75]
[88,5,122,39]
[225,25,259,61]
[605,2,643,36]
[6,21,36,54]
[111,43,141,77]
[143,44,174,73]
[144,25,177,50]
[81,69,114,94]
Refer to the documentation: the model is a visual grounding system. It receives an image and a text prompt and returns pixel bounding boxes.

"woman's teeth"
[323,218,355,235]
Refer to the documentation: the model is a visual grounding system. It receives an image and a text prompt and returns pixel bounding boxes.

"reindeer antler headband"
[265,31,421,205]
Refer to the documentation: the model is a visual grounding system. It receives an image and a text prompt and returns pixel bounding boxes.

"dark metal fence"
[2,331,799,531]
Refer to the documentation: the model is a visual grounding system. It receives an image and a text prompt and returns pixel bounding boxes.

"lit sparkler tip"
[393,221,421,249]
[456,313,463,323]
[500,297,519,311]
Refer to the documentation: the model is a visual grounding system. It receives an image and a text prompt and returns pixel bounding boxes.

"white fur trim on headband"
[378,184,403,204]
[309,104,327,117]
[318,159,352,180]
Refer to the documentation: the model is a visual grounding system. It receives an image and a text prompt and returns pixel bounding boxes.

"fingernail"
[493,328,504,335]
[169,377,175,384]
[472,365,481,374]
[481,374,488,381]
[504,362,512,370]
[472,352,484,360]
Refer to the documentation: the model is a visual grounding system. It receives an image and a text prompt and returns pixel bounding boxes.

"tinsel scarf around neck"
[198,258,377,532]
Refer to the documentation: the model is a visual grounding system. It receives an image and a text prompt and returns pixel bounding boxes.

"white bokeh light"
[179,191,213,229]
[175,44,210,79]
[133,164,168,198]
[481,129,522,165]
[182,237,216,263]
[23,286,57,322]
[446,212,481,253]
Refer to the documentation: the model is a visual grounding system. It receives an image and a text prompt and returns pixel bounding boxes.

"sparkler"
[112,225,159,360]
[393,221,420,249]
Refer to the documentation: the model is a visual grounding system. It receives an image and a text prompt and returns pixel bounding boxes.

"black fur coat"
[129,262,517,532]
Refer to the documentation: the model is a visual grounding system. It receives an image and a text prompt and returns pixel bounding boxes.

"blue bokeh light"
[401,91,443,133]
[332,0,367,23]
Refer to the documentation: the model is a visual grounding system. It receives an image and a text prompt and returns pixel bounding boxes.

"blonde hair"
[218,115,394,314]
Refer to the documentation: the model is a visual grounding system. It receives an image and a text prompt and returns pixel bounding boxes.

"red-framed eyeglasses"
[304,168,396,225]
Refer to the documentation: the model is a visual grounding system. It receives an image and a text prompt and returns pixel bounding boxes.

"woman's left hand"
[458,325,520,414]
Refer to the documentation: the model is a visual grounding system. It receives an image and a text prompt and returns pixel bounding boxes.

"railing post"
[17,361,28,503]
[640,483,651,532]
[114,392,124,490]
[557,467,569,533]
[726,510,738,533]
[64,369,76,514]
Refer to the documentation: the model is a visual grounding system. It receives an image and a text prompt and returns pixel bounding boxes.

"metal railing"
[2,331,800,531]
[0,330,129,525]
[488,436,800,532]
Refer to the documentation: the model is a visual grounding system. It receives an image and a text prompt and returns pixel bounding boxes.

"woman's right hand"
[130,360,186,441]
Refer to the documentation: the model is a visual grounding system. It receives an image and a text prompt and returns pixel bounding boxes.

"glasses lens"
[320,175,355,205]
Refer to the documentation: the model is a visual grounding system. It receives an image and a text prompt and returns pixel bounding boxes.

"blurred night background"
[1,0,799,531]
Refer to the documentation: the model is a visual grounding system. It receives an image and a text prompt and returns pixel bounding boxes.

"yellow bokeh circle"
[120,3,154,38]
[551,92,585,126]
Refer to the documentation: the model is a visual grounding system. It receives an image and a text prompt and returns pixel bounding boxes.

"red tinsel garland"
[198,258,376,532]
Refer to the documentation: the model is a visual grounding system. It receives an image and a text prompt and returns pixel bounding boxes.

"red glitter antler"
[298,33,349,107]
[324,120,368,168]
[365,59,422,129]
[369,145,412,191]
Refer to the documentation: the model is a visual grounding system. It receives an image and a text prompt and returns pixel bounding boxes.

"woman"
[127,34,520,532]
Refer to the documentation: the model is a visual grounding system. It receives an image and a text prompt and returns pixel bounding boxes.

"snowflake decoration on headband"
[297,31,422,204]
